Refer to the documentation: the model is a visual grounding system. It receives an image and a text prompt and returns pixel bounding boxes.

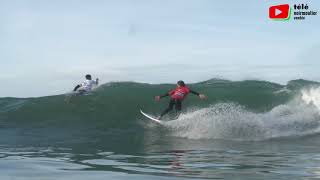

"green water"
[1,79,320,179]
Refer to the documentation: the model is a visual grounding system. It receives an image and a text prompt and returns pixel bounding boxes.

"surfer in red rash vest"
[155,80,207,119]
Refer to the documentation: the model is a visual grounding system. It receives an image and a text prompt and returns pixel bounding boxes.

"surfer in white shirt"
[73,74,99,94]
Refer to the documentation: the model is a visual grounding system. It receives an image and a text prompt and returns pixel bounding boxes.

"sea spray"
[302,87,320,111]
[165,88,320,141]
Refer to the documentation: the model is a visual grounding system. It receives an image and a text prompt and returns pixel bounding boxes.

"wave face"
[1,79,320,141]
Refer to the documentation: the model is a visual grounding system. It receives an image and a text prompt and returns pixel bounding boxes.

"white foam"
[302,87,320,110]
[163,87,320,141]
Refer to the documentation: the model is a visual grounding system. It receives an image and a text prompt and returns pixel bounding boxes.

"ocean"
[1,79,320,179]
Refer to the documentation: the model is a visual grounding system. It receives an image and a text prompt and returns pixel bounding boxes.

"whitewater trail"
[164,87,320,141]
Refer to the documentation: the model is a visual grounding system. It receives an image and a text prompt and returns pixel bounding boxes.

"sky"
[0,0,319,97]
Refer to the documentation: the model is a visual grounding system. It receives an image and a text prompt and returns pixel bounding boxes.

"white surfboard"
[140,109,163,125]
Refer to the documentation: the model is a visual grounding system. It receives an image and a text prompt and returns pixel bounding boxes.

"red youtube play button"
[269,4,290,19]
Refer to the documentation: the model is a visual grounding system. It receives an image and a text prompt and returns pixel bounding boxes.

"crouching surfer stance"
[155,80,207,120]
[65,74,99,103]
[73,74,99,95]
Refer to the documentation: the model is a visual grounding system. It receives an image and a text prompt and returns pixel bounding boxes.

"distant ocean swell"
[0,79,320,141]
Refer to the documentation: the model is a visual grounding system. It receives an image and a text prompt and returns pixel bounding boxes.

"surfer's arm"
[190,90,200,96]
[159,93,170,98]
[190,90,207,100]
[73,84,81,91]
[155,92,170,101]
